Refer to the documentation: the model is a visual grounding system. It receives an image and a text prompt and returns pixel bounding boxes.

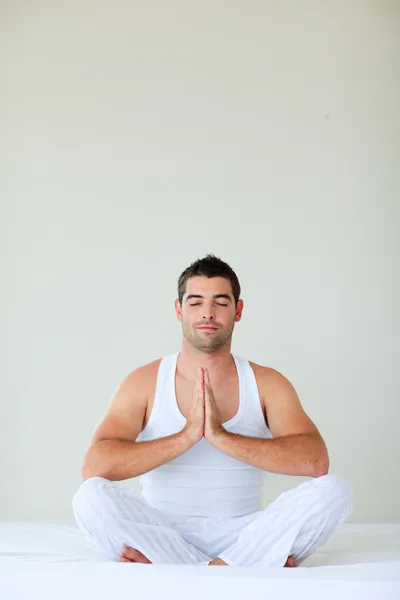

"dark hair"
[178,254,241,306]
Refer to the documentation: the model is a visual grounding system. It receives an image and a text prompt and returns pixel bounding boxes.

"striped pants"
[72,473,354,567]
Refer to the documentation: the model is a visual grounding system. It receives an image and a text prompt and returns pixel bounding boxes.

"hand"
[183,368,205,446]
[203,368,225,442]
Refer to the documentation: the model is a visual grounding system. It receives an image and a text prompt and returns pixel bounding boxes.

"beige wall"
[1,0,399,522]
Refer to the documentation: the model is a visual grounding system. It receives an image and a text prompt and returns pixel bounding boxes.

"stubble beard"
[182,322,234,353]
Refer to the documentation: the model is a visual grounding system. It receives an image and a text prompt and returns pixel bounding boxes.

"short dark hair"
[178,254,241,306]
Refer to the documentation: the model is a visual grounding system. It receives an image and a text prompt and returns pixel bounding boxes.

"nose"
[202,306,216,321]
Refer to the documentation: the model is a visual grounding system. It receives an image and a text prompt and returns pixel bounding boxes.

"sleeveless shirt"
[136,352,273,517]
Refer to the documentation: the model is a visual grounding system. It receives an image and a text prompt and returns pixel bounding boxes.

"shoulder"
[125,356,164,391]
[248,360,291,386]
[248,360,298,403]
[247,360,321,439]
[112,357,163,404]
[110,357,163,423]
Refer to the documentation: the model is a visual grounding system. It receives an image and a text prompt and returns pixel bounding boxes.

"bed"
[0,521,399,599]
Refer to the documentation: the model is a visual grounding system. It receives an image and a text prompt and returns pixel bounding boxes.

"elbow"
[81,448,94,481]
[81,464,93,481]
[312,453,330,478]
[81,449,106,481]
[81,454,117,482]
[311,437,330,478]
[81,460,94,481]
[81,464,109,481]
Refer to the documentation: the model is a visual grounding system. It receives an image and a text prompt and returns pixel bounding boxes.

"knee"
[72,476,111,518]
[314,473,355,514]
[316,473,353,496]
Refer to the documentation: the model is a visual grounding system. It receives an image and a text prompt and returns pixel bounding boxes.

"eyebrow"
[185,294,232,302]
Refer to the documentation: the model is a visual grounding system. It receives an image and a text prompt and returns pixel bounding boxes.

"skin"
[120,366,297,567]
[118,275,323,567]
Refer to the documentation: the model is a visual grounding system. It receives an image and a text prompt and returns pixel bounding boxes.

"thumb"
[195,368,203,390]
[203,369,210,401]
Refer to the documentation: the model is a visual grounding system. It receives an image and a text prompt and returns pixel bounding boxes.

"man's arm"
[82,364,193,481]
[210,367,329,478]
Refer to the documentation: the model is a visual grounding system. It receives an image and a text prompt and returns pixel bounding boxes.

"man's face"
[176,276,243,353]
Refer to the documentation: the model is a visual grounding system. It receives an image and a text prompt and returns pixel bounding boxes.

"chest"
[175,374,240,424]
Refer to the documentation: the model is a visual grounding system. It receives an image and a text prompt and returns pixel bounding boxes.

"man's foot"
[209,555,296,567]
[119,545,152,563]
[119,547,295,567]
[208,557,228,566]
[284,555,297,568]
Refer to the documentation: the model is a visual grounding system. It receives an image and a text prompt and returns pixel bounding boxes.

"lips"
[198,326,218,331]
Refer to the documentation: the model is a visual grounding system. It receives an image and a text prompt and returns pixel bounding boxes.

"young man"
[72,254,354,567]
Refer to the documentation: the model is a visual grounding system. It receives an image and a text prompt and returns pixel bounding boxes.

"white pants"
[72,474,354,567]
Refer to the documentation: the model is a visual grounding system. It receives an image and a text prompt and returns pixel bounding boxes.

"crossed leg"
[217,474,354,567]
[73,474,353,568]
[72,477,212,565]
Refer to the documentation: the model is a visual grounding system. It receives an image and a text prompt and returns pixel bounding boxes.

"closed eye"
[190,303,228,307]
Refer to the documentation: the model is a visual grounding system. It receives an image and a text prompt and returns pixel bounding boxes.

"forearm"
[82,431,192,481]
[212,432,329,477]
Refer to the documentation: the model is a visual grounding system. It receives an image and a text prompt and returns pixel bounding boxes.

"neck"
[177,341,234,381]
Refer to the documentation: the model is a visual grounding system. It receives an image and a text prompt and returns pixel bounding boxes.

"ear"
[175,298,182,321]
[235,299,244,322]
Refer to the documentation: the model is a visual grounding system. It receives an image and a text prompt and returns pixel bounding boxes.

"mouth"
[197,326,218,332]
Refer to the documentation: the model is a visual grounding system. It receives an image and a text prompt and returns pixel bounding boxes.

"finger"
[195,368,204,406]
[195,368,203,390]
[204,370,211,406]
[204,369,213,397]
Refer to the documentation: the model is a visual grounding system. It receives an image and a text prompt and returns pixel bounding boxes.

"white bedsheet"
[0,521,399,599]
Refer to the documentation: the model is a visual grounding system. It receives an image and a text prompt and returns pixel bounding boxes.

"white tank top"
[136,352,273,517]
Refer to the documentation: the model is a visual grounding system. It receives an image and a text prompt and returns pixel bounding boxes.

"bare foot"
[119,545,152,564]
[209,555,296,567]
[284,555,297,568]
[208,557,228,566]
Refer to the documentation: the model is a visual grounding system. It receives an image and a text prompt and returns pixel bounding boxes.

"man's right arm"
[81,365,193,481]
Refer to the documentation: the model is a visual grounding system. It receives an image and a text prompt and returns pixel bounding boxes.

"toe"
[284,555,297,568]
[120,545,151,564]
[120,545,137,561]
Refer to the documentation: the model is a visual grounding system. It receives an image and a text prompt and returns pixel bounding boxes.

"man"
[72,254,354,568]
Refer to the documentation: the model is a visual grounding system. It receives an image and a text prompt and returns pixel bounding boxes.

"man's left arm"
[208,368,329,478]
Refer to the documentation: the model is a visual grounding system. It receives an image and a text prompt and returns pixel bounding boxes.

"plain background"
[1,1,399,522]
